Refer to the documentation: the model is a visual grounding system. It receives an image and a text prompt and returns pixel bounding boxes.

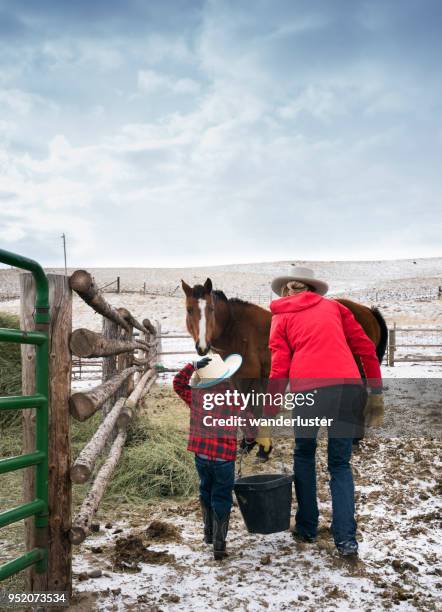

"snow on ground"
[69,427,441,611]
[1,256,441,298]
[1,257,441,339]
[1,258,440,610]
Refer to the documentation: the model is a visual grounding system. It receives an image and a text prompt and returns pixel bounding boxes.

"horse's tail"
[371,307,388,364]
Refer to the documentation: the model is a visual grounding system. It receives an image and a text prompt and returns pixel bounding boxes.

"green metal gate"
[0,249,49,581]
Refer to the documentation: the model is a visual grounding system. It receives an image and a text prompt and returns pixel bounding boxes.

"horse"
[181,278,388,456]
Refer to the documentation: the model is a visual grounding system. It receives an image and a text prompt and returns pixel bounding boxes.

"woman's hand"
[364,393,384,427]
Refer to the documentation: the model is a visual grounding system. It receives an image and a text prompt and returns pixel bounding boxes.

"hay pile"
[107,416,198,501]
[0,312,21,428]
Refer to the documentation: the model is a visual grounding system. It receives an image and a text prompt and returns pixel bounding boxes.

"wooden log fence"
[125,368,155,410]
[69,270,130,331]
[70,328,148,358]
[101,317,119,416]
[386,325,442,366]
[17,268,161,594]
[70,398,127,484]
[70,365,140,421]
[69,270,159,555]
[69,430,127,545]
[118,369,156,426]
[117,307,151,335]
[21,273,72,593]
[98,276,120,293]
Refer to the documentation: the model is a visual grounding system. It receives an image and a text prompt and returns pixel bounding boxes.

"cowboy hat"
[271,266,328,296]
[190,352,243,388]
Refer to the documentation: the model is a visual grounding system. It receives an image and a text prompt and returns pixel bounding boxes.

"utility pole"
[61,233,67,276]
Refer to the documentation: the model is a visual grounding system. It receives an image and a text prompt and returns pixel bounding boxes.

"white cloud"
[266,14,329,39]
[137,69,167,93]
[142,34,194,65]
[173,78,201,94]
[137,69,200,95]
[0,0,439,265]
[0,120,16,136]
[0,222,26,243]
[42,39,123,71]
[278,86,343,121]
[0,88,57,115]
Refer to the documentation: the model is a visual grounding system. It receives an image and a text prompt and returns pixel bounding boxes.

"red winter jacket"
[268,292,382,392]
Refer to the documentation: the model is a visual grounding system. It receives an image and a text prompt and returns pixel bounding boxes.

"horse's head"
[181,278,228,356]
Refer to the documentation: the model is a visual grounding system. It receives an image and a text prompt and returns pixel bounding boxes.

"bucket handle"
[237,448,291,479]
[237,447,245,478]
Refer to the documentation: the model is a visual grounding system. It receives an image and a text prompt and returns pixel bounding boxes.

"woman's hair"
[282,280,312,297]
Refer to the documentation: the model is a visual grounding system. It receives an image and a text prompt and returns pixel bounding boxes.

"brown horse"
[182,278,387,371]
[181,278,388,454]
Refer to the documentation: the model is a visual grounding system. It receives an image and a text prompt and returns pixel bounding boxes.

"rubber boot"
[199,497,213,544]
[213,512,230,560]
[256,444,273,462]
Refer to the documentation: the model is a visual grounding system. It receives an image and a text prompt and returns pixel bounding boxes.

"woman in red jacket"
[268,267,383,557]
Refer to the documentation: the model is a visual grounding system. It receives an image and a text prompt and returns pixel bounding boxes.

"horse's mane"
[213,290,252,307]
[191,284,208,299]
[191,285,256,308]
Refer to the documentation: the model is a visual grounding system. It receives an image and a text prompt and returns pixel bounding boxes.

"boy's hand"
[240,437,257,453]
[193,357,211,370]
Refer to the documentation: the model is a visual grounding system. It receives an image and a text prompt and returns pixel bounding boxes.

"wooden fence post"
[116,276,120,294]
[152,321,162,367]
[388,325,396,367]
[117,309,134,398]
[21,273,72,594]
[102,319,119,417]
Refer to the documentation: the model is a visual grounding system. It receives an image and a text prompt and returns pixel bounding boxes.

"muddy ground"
[70,385,441,612]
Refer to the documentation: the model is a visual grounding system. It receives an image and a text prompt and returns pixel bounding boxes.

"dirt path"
[71,434,441,611]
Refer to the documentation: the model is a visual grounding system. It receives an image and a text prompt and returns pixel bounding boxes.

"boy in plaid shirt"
[173,355,256,560]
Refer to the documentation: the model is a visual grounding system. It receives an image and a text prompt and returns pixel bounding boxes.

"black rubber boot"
[337,540,358,557]
[199,497,213,544]
[213,512,230,560]
[256,444,273,462]
[292,530,317,543]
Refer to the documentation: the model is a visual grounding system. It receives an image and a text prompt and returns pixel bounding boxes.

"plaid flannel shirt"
[173,363,257,461]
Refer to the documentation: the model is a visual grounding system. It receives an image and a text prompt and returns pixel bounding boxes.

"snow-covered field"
[68,387,441,611]
[1,258,440,610]
[1,256,441,381]
[71,451,440,612]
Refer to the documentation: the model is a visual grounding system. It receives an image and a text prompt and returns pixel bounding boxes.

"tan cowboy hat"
[190,352,243,388]
[271,266,328,296]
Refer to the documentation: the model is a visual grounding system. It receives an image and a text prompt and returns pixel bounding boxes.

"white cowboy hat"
[190,352,243,388]
[271,266,328,296]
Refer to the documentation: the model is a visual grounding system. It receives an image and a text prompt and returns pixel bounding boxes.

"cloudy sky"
[0,0,441,267]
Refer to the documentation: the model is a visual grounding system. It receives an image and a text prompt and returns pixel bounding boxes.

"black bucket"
[234,473,293,534]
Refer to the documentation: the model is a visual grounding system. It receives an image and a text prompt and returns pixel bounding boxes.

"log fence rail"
[9,267,161,595]
[387,325,442,366]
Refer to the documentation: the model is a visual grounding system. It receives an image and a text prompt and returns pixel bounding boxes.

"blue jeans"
[194,455,235,519]
[294,385,362,547]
